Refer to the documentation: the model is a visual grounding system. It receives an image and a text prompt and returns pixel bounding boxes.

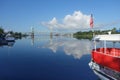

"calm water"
[0,36,99,80]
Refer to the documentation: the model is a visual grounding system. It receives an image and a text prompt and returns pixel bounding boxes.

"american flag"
[90,14,93,28]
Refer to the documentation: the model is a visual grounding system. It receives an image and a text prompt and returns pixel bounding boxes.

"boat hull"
[89,61,120,80]
[92,50,120,72]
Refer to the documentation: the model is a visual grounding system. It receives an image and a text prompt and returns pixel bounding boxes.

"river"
[0,36,99,80]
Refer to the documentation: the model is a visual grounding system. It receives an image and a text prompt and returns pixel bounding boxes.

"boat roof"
[93,34,120,42]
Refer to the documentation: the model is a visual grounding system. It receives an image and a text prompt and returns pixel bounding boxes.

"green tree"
[112,27,116,33]
[0,27,4,34]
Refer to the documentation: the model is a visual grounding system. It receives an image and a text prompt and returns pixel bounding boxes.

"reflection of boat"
[7,41,15,47]
[0,39,8,45]
[89,34,120,79]
[0,40,15,47]
[89,61,120,80]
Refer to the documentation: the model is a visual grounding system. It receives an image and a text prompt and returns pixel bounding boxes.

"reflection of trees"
[43,38,92,59]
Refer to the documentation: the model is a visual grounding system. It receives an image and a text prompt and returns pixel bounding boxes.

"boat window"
[93,41,120,49]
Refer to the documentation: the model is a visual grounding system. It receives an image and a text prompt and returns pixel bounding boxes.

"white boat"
[5,37,15,42]
[5,33,15,42]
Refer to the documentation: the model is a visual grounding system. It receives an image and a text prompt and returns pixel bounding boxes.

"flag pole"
[92,27,95,38]
[90,14,94,37]
[90,14,96,51]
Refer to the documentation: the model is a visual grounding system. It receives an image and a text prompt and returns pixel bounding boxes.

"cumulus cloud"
[41,11,90,30]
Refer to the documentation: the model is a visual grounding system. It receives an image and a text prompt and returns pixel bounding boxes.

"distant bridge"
[25,31,74,37]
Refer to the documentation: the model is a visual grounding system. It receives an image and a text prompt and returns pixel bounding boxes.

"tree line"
[0,27,28,39]
[73,28,120,40]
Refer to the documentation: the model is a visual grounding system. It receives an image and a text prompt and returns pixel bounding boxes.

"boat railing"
[93,48,120,57]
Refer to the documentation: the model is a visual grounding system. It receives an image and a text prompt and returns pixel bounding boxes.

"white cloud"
[41,11,90,31]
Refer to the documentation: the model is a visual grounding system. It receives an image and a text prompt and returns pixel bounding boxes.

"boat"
[89,33,120,79]
[91,34,120,72]
[5,37,15,42]
[0,33,15,46]
[0,35,15,47]
[0,37,15,43]
[0,32,15,42]
[5,33,15,42]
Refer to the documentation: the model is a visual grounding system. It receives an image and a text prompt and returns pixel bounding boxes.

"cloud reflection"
[42,37,92,59]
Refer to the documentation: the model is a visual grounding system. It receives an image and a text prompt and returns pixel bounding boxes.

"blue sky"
[0,0,120,32]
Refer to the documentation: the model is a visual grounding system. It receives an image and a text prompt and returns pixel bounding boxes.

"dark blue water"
[0,36,98,80]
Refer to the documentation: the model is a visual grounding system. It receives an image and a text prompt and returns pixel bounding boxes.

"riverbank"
[0,27,28,39]
[73,28,120,40]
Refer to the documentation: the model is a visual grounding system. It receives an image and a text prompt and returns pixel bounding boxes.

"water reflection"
[0,41,15,47]
[31,35,34,46]
[36,36,92,59]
